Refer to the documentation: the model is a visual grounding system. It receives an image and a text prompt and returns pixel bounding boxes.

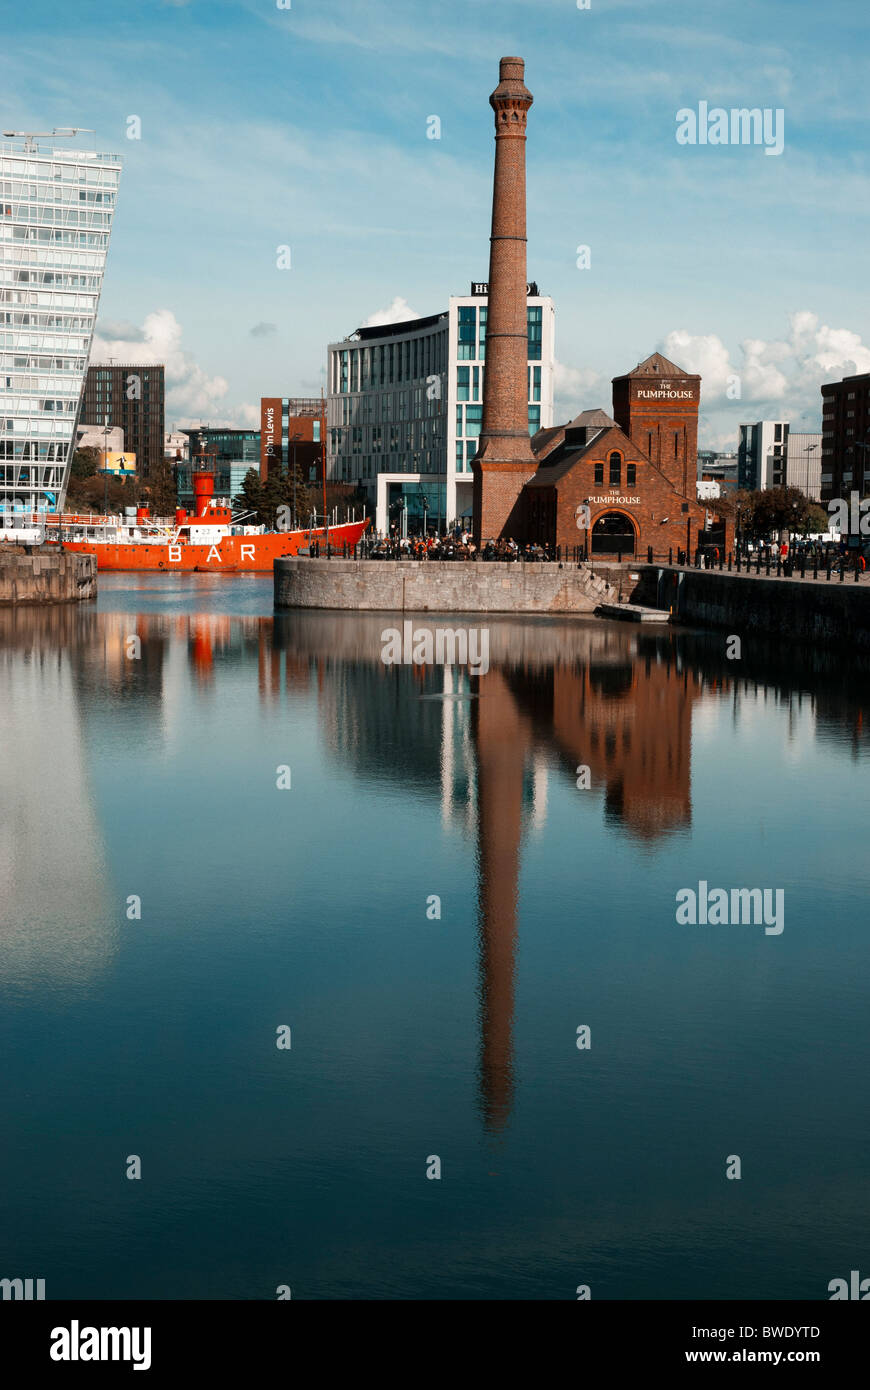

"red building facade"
[523,355,731,558]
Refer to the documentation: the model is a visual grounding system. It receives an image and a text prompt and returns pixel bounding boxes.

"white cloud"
[91,309,229,423]
[362,296,420,328]
[553,359,604,420]
[660,314,870,421]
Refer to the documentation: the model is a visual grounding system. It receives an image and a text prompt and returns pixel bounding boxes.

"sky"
[2,0,869,448]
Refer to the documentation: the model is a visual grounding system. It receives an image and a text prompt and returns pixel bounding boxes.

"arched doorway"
[591,510,636,555]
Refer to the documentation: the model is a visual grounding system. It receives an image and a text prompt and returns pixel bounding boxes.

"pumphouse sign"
[636,387,695,400]
[589,495,640,505]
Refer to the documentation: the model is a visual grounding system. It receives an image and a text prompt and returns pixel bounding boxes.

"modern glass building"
[327,285,555,532]
[176,427,260,508]
[0,134,122,516]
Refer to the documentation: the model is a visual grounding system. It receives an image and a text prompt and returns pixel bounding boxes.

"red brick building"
[523,354,731,558]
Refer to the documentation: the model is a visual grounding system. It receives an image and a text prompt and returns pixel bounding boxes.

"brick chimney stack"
[472,57,537,545]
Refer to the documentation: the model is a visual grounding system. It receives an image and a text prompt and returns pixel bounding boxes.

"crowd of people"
[363,528,554,562]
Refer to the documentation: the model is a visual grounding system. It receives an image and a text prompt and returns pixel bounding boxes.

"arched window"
[609,451,621,486]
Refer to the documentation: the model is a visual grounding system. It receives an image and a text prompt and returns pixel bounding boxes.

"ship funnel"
[192,468,215,518]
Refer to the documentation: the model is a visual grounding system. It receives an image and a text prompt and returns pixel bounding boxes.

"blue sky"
[3,0,869,446]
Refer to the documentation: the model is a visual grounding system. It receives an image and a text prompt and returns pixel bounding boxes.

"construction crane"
[1,127,94,151]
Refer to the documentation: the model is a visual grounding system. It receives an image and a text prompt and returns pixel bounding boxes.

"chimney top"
[499,57,525,79]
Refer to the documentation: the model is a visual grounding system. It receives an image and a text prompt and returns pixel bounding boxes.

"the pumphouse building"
[524,353,730,558]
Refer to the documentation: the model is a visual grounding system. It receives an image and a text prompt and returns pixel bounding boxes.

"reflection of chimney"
[472,670,529,1132]
[472,57,538,545]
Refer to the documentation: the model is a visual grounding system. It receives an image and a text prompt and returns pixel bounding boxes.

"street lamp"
[289,431,303,529]
[103,413,110,517]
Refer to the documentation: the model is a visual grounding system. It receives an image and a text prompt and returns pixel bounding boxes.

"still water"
[1,573,869,1300]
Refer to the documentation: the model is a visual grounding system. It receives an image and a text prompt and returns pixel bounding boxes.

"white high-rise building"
[327,284,555,533]
[737,420,789,491]
[0,133,122,516]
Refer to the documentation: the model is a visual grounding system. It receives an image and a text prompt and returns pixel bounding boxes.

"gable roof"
[526,424,644,487]
[568,408,617,429]
[613,352,700,382]
[531,424,566,459]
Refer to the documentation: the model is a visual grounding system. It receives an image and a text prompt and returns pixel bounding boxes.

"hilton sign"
[471,281,539,297]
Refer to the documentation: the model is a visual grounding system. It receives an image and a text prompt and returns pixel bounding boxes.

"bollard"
[756,553,761,574]
[647,545,653,564]
[668,547,673,566]
[840,559,845,582]
[856,558,861,583]
[727,552,732,571]
[776,557,781,576]
[826,557,832,581]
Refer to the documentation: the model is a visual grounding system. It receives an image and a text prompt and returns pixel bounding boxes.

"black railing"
[299,541,868,580]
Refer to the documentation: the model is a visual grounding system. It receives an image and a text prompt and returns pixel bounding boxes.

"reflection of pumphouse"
[276,614,704,1132]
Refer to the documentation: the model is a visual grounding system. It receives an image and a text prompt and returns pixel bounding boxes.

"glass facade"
[0,138,121,513]
[326,294,554,528]
[453,303,546,472]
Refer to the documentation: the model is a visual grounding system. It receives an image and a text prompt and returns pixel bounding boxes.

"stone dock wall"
[274,557,618,613]
[0,548,97,605]
[636,565,870,650]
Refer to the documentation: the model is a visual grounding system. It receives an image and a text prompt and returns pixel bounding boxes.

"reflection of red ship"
[47,447,367,572]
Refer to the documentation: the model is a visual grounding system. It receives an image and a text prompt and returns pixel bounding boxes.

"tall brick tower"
[612,353,701,497]
[472,57,537,544]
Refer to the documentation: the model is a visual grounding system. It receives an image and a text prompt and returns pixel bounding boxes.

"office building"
[0,132,121,514]
[259,397,324,485]
[820,373,870,502]
[697,450,739,494]
[82,362,164,479]
[785,432,822,498]
[327,285,554,533]
[177,426,259,508]
[737,420,789,490]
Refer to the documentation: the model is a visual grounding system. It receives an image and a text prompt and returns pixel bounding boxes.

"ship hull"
[59,520,368,572]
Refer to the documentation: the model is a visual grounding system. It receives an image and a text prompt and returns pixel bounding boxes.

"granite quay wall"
[640,565,870,650]
[0,548,97,605]
[274,557,618,614]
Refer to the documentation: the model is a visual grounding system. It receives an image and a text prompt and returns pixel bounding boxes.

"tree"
[69,446,100,480]
[734,486,819,540]
[142,457,178,519]
[235,467,265,523]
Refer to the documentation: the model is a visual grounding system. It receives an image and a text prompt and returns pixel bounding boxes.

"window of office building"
[528,406,540,435]
[465,405,482,438]
[529,365,541,403]
[527,305,542,361]
[457,366,470,402]
[457,306,476,361]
